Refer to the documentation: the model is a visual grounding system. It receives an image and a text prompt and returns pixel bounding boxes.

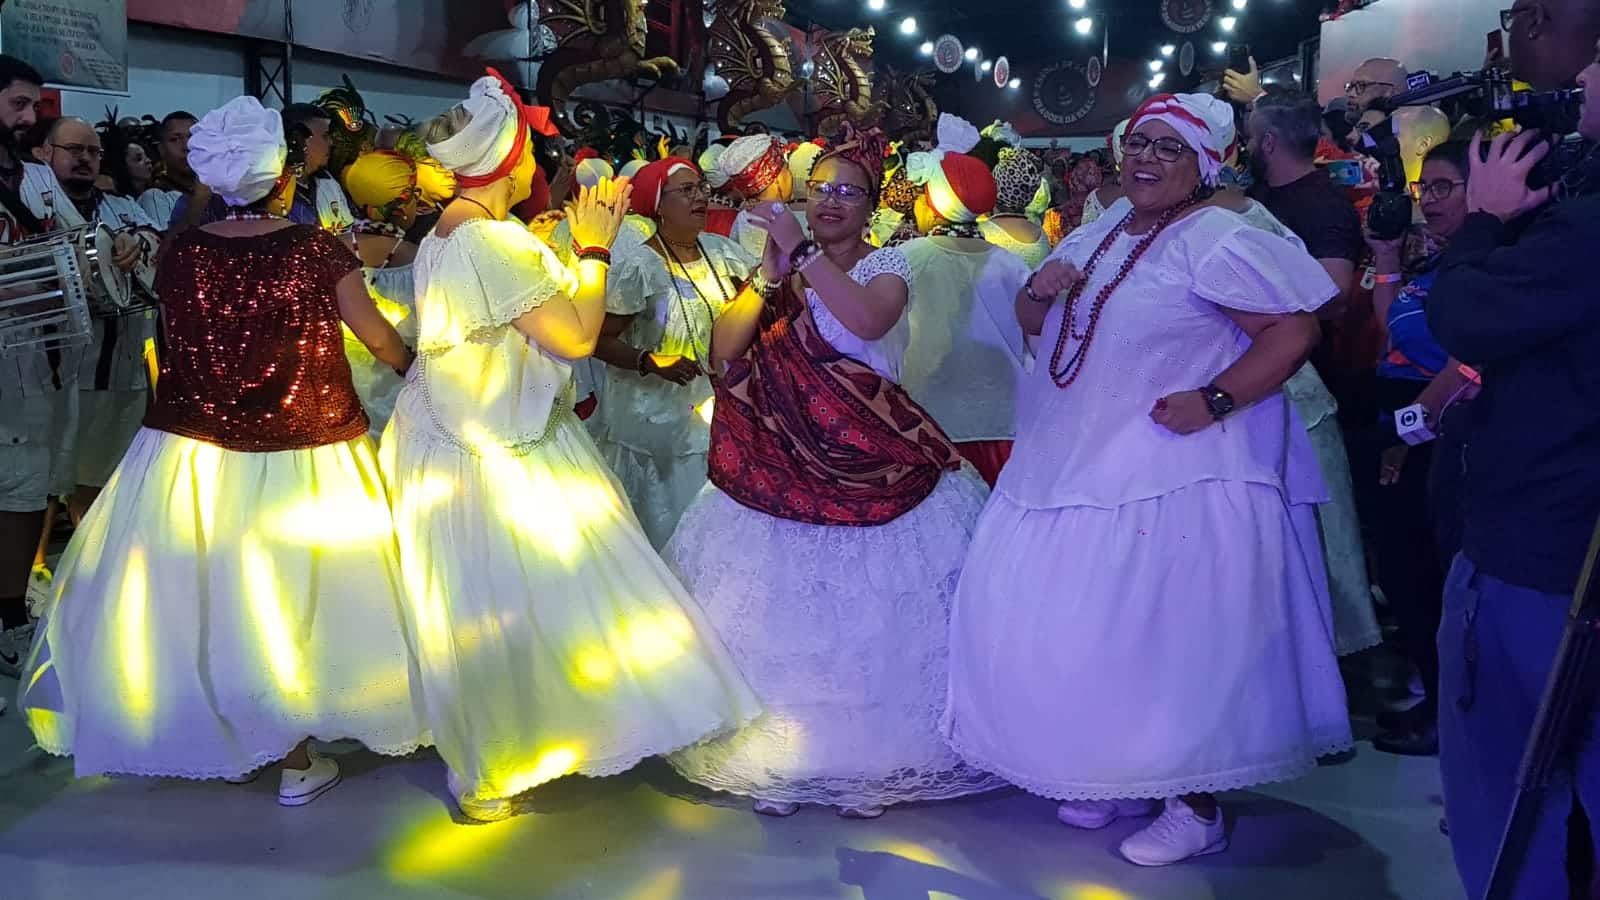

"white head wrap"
[905,113,983,223]
[427,73,521,178]
[716,135,785,197]
[699,145,728,187]
[187,96,287,207]
[1109,118,1131,168]
[575,157,616,189]
[981,120,1022,148]
[1127,93,1228,185]
[619,158,648,179]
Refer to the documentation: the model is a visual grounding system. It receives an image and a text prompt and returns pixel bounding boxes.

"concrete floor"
[0,676,1462,900]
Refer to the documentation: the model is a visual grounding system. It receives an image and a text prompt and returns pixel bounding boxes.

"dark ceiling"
[781,0,1331,72]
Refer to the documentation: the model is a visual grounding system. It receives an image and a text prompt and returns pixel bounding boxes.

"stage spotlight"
[1074,17,1093,34]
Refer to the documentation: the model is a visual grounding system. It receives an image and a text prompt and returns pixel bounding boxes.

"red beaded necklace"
[1046,195,1202,390]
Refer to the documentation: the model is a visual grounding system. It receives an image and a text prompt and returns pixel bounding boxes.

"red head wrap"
[630,157,699,218]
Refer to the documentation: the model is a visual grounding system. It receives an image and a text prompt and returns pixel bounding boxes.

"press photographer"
[1424,2,1600,896]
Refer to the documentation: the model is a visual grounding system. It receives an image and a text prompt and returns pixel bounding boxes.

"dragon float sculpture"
[877,66,938,145]
[809,26,878,136]
[707,0,800,132]
[535,0,681,129]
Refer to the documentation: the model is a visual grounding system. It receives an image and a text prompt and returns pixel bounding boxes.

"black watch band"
[1200,383,1236,420]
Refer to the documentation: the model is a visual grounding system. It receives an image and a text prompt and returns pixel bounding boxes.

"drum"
[0,234,93,354]
[84,224,157,317]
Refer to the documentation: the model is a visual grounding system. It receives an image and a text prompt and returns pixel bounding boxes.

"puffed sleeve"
[702,232,759,282]
[1192,215,1337,315]
[604,235,666,316]
[415,219,573,354]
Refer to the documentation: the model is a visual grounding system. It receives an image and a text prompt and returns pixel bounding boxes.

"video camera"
[1357,68,1586,240]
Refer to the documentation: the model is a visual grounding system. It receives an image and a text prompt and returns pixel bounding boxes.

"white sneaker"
[1118,798,1227,866]
[26,566,51,622]
[836,805,885,820]
[0,623,36,679]
[1056,798,1157,830]
[278,751,341,807]
[447,770,513,823]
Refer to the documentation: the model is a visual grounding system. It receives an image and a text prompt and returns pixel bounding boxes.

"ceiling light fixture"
[1160,44,1175,56]
[1068,0,1087,8]
[1211,41,1228,54]
[1149,59,1163,71]
[919,40,933,55]
[899,16,917,34]
[1232,0,1248,8]
[866,0,885,11]
[965,46,980,61]
[1073,16,1093,34]
[1219,16,1237,31]
[981,59,993,72]
[1009,78,1021,89]
[1149,72,1166,89]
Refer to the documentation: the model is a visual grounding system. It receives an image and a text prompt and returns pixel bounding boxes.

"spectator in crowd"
[1426,13,1600,898]
[139,110,197,228]
[1042,153,1103,245]
[1357,139,1480,758]
[1246,91,1364,341]
[101,123,155,199]
[1345,58,1408,123]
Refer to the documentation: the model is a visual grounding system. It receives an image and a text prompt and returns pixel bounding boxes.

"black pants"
[1352,376,1447,705]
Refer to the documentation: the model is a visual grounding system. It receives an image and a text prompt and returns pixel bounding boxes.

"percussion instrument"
[85,223,158,317]
[0,232,92,354]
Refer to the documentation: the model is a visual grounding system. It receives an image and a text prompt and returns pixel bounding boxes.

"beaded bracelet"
[577,248,612,264]
[794,247,826,273]
[787,239,819,273]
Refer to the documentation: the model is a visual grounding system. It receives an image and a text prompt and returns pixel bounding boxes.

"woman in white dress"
[380,71,761,822]
[590,158,757,547]
[899,123,1032,487]
[945,93,1352,866]
[21,97,427,805]
[667,127,1005,819]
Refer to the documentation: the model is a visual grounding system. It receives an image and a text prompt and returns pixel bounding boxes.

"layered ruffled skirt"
[667,470,1007,809]
[21,428,429,779]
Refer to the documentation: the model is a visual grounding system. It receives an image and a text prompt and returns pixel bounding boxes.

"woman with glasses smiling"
[667,125,1003,820]
[591,157,758,548]
[946,94,1351,866]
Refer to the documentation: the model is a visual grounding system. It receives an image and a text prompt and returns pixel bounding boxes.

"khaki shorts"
[0,389,80,513]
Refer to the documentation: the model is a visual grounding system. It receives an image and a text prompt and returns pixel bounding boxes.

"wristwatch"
[1200,383,1236,420]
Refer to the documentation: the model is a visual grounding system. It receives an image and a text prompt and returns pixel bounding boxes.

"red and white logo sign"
[994,56,1011,88]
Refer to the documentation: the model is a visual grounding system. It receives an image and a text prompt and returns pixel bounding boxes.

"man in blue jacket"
[1426,10,1600,897]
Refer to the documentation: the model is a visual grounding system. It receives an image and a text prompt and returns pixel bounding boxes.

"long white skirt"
[667,471,1008,809]
[945,479,1353,801]
[597,441,708,551]
[381,399,762,803]
[21,428,429,779]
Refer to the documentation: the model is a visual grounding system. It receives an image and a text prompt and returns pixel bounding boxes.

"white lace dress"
[945,207,1353,801]
[666,247,1006,809]
[594,233,756,548]
[379,219,761,803]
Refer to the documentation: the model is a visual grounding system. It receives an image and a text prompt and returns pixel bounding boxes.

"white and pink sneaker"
[1118,797,1227,866]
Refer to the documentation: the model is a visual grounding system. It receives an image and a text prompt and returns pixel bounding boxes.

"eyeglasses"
[51,143,104,160]
[807,180,872,205]
[1344,80,1396,95]
[1500,6,1533,31]
[1120,133,1195,164]
[1410,178,1467,201]
[662,182,711,200]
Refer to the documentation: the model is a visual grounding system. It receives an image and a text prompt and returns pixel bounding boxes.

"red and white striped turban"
[1127,92,1231,185]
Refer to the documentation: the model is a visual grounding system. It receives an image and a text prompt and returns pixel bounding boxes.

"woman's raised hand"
[567,176,634,250]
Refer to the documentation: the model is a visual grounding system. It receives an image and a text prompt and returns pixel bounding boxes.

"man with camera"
[1426,7,1600,895]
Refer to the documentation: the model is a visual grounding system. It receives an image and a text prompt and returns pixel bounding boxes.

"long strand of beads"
[1047,195,1201,389]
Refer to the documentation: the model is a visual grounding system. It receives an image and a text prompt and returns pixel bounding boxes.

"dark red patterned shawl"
[708,278,961,526]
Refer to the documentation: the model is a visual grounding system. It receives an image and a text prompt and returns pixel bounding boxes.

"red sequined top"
[144,225,369,452]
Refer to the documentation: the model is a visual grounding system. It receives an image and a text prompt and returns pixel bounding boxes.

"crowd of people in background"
[0,3,1595,893]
